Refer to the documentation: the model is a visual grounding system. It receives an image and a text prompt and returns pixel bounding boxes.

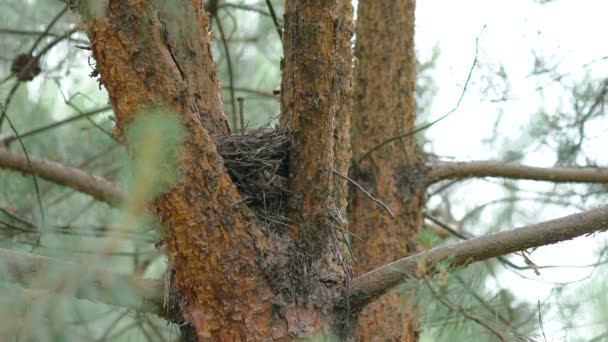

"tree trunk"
[279,0,356,337]
[350,0,426,340]
[83,1,282,339]
[82,0,356,339]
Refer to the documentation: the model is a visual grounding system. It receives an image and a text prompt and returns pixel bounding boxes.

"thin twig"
[237,97,245,135]
[423,276,506,341]
[224,86,277,98]
[27,6,68,56]
[0,106,111,145]
[0,105,45,226]
[53,83,118,142]
[331,168,395,218]
[0,28,89,45]
[0,29,78,128]
[264,0,283,40]
[358,25,485,163]
[215,14,238,132]
[537,300,548,342]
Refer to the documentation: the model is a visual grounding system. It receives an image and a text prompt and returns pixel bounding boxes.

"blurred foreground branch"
[0,248,164,316]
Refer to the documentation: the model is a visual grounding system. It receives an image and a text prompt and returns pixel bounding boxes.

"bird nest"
[215,128,291,228]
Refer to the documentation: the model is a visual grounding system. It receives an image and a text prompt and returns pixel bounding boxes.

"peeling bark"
[349,0,425,340]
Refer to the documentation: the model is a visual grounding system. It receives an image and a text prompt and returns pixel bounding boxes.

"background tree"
[0,0,607,341]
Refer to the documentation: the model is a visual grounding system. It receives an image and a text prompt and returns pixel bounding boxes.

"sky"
[415,0,608,339]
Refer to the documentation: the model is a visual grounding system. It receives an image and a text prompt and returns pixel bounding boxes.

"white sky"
[415,0,608,339]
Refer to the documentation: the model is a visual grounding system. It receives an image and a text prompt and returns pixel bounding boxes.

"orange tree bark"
[82,1,279,339]
[79,0,356,340]
[279,0,356,337]
[349,0,426,340]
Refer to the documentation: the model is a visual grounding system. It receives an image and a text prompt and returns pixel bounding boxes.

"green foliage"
[417,264,540,342]
[123,109,184,205]
[418,228,439,249]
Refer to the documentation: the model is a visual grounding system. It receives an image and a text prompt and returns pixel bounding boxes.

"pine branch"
[427,161,608,185]
[0,248,164,316]
[0,148,127,206]
[349,205,608,308]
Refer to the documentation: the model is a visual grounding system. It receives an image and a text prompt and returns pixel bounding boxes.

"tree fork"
[79,0,357,339]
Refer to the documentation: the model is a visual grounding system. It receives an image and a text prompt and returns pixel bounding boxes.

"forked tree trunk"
[350,0,426,340]
[81,0,357,340]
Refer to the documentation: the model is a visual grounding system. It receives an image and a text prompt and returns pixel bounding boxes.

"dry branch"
[0,147,127,206]
[427,161,608,185]
[349,205,608,308]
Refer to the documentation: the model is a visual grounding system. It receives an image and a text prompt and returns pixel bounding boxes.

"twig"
[223,86,277,98]
[215,14,238,133]
[53,83,118,142]
[27,6,68,56]
[0,106,111,145]
[237,97,245,135]
[537,300,548,342]
[0,28,89,45]
[264,0,283,40]
[423,276,506,341]
[519,250,541,276]
[358,25,485,163]
[0,29,78,128]
[331,168,395,218]
[0,105,45,226]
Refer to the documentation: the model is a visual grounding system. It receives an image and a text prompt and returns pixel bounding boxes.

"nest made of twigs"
[215,128,291,226]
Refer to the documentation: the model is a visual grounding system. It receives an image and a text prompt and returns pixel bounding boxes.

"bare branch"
[263,0,283,40]
[0,248,163,316]
[0,106,111,144]
[349,205,608,308]
[0,148,127,206]
[427,160,608,185]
